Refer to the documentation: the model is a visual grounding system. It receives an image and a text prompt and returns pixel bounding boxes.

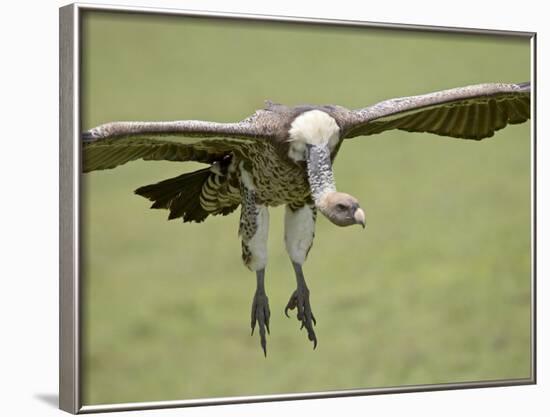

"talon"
[261,339,267,357]
[265,305,271,335]
[250,305,257,335]
[285,283,318,349]
[284,292,298,318]
[250,290,270,355]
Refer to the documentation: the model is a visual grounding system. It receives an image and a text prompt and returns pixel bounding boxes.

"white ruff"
[288,110,340,161]
[284,205,315,264]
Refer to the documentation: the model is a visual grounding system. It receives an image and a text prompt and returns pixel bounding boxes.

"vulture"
[83,81,531,355]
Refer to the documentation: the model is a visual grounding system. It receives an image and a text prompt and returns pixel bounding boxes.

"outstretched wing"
[82,111,279,172]
[342,82,531,140]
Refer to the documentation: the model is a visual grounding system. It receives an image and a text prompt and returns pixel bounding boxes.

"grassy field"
[80,11,532,405]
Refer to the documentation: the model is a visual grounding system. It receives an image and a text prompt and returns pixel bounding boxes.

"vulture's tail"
[134,167,239,223]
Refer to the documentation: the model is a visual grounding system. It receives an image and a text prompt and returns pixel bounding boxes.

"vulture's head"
[318,192,365,228]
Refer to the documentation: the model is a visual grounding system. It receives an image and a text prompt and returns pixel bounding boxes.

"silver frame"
[59,2,537,414]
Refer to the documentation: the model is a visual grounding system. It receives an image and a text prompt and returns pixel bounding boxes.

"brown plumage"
[82,81,531,354]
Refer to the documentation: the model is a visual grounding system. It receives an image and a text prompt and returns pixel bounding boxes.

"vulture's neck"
[306,144,336,205]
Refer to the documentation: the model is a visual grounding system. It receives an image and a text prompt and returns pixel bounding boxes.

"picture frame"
[60,3,536,414]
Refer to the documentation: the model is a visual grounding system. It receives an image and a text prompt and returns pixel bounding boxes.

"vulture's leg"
[284,203,318,349]
[239,171,270,356]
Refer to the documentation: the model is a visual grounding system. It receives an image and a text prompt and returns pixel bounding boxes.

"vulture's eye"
[336,203,347,211]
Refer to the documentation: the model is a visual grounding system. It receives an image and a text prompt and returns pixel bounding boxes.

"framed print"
[59,3,536,413]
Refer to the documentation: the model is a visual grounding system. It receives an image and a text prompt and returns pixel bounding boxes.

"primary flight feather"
[83,81,531,355]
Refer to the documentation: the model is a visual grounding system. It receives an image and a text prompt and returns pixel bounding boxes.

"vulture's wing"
[82,111,278,172]
[341,82,531,140]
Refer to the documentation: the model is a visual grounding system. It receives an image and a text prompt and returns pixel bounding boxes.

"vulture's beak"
[354,208,366,229]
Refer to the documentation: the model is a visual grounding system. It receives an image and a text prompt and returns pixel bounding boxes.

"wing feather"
[84,137,246,172]
[82,111,279,172]
[343,82,531,141]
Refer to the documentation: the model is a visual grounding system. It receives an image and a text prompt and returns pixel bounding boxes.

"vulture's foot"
[285,266,317,349]
[251,269,270,356]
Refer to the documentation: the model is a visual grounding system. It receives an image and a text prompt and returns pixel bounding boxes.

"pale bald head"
[317,191,365,228]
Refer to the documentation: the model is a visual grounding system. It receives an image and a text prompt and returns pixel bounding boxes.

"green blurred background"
[81,11,532,406]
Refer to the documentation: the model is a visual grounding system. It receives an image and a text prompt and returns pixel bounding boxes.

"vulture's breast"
[239,141,310,207]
